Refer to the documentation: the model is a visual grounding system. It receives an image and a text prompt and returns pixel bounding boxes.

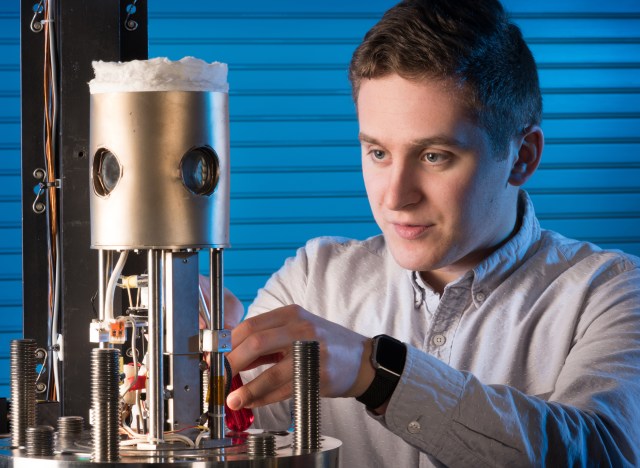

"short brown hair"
[349,0,542,156]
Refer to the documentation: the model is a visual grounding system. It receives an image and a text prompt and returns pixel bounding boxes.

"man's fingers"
[228,359,293,410]
[231,352,284,375]
[228,325,294,375]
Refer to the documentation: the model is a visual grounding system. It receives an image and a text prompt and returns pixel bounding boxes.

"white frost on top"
[88,56,229,94]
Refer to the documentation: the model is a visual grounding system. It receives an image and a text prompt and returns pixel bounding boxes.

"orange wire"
[42,1,59,401]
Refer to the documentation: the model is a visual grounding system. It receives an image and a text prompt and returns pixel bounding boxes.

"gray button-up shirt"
[245,191,640,467]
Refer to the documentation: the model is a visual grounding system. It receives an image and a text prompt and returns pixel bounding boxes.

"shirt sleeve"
[378,266,640,467]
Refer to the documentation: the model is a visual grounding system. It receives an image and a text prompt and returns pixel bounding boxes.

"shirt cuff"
[369,344,466,456]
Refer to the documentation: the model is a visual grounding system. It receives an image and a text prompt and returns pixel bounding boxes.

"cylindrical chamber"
[10,339,37,448]
[89,91,230,249]
[91,348,120,462]
[292,340,321,452]
[25,425,54,456]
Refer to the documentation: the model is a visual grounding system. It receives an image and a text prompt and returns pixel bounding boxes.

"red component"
[225,374,254,432]
[128,374,146,391]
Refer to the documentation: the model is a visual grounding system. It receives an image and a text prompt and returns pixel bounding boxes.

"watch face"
[374,335,406,375]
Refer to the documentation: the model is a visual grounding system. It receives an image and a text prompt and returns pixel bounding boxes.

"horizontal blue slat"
[0,201,19,224]
[148,42,640,67]
[0,98,19,119]
[2,91,639,119]
[147,0,640,14]
[0,279,21,305]
[0,227,20,251]
[0,44,17,66]
[517,18,640,38]
[149,17,640,41]
[8,116,640,147]
[0,148,19,172]
[0,252,19,276]
[0,306,22,329]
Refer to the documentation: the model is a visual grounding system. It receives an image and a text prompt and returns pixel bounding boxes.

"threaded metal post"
[246,433,276,457]
[91,348,120,462]
[292,340,321,452]
[57,415,84,451]
[10,339,37,448]
[25,425,54,456]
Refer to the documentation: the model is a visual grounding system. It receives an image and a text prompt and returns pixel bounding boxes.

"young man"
[221,0,640,465]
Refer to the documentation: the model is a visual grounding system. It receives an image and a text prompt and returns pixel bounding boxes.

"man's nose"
[383,161,421,210]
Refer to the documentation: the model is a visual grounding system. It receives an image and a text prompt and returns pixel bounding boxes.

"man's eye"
[371,149,385,160]
[423,152,445,164]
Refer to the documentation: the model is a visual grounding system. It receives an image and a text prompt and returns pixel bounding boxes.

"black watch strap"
[356,335,406,409]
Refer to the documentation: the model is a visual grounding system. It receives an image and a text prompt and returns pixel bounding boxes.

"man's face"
[358,74,520,286]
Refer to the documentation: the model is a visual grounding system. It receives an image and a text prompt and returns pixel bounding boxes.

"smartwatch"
[356,334,407,409]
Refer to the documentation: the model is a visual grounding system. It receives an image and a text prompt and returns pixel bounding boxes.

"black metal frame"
[20,0,148,420]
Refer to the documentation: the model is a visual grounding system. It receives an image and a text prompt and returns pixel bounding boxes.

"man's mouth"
[392,223,432,240]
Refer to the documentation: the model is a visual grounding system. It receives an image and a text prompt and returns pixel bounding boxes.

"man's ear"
[508,125,544,187]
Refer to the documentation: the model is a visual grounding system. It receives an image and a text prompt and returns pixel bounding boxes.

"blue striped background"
[0,0,638,397]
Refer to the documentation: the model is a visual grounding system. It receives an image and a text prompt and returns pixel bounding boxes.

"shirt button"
[407,420,421,434]
[475,292,486,303]
[432,334,446,346]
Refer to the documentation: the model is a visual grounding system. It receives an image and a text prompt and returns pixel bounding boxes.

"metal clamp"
[89,320,110,343]
[32,169,61,214]
[200,329,231,353]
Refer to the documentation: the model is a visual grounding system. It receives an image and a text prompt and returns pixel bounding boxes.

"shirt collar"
[406,190,541,304]
[470,190,542,296]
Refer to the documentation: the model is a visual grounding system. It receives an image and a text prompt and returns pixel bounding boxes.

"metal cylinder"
[91,348,120,462]
[57,416,84,451]
[292,340,321,452]
[246,433,277,457]
[147,250,165,443]
[10,339,37,448]
[89,91,230,249]
[208,248,226,439]
[25,425,54,456]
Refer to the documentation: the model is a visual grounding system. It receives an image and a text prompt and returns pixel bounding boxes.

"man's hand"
[225,304,376,410]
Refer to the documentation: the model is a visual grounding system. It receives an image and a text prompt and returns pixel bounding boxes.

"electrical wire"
[104,251,129,321]
[42,0,61,401]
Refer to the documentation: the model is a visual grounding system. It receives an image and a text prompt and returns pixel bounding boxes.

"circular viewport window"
[180,146,219,196]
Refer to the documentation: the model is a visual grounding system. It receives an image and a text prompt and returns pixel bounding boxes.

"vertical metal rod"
[208,248,225,439]
[147,249,165,443]
[210,248,224,331]
[98,249,106,349]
